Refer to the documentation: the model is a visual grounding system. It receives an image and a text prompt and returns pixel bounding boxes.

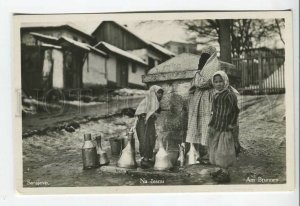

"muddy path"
[22,95,286,187]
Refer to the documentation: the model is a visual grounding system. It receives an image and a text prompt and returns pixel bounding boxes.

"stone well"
[142,53,239,149]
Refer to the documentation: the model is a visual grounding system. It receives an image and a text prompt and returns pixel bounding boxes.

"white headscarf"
[135,85,163,123]
[212,71,239,95]
[198,46,220,81]
[190,46,220,89]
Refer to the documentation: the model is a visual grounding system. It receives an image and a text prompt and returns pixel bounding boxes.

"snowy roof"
[40,43,62,49]
[30,32,59,41]
[93,21,175,57]
[58,37,108,57]
[30,32,59,45]
[58,36,90,51]
[23,24,94,41]
[86,45,108,57]
[150,42,176,56]
[148,53,200,74]
[30,32,107,56]
[95,41,147,65]
[147,53,238,77]
[164,40,194,45]
[30,32,89,51]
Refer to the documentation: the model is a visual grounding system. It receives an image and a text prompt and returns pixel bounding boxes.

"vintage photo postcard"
[13,11,294,194]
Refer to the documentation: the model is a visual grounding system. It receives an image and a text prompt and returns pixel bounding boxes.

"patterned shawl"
[186,46,220,145]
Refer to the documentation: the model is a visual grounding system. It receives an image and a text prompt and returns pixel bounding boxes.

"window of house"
[148,57,155,70]
[132,63,137,73]
[178,46,186,53]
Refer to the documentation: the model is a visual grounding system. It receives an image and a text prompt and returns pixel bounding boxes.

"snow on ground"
[113,88,147,96]
[231,94,286,184]
[22,94,286,186]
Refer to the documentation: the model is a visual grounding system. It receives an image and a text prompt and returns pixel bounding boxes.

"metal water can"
[117,128,137,169]
[109,137,124,156]
[95,135,109,166]
[82,133,98,170]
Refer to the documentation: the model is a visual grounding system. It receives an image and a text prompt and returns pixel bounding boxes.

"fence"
[232,54,285,95]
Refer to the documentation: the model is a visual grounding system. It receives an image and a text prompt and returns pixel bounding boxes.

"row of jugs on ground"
[82,128,200,170]
[82,133,109,170]
[116,128,174,171]
[81,127,138,170]
[81,128,137,170]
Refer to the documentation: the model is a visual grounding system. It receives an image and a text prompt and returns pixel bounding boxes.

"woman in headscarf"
[185,46,220,162]
[207,70,240,183]
[134,85,164,169]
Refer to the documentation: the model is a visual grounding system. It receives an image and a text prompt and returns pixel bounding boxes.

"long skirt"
[186,89,213,145]
[207,127,236,168]
[136,115,157,159]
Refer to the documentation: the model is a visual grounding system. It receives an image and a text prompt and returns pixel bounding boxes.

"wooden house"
[21,24,95,46]
[92,21,175,72]
[95,41,148,89]
[21,26,148,97]
[21,29,108,96]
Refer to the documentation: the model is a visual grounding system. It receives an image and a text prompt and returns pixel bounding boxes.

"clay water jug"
[185,143,200,165]
[117,128,137,169]
[82,133,98,170]
[154,137,172,171]
[95,135,109,166]
[177,143,185,167]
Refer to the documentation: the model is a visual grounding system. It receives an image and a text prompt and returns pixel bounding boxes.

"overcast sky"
[22,20,285,49]
[74,20,190,45]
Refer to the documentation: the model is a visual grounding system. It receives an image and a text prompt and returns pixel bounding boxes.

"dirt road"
[22,94,286,187]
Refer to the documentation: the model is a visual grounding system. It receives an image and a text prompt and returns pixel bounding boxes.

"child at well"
[207,71,240,182]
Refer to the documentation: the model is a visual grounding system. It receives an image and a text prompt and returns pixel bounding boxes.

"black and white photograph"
[13,11,294,193]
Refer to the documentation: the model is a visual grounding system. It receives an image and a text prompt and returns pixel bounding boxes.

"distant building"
[164,41,197,55]
[21,24,95,46]
[95,42,148,89]
[20,23,151,96]
[20,26,108,95]
[92,21,175,72]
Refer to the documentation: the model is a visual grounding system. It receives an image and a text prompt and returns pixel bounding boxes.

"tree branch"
[275,19,285,45]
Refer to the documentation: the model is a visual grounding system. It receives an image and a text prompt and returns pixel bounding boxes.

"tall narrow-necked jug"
[117,128,137,169]
[185,143,200,165]
[154,137,172,171]
[177,143,185,167]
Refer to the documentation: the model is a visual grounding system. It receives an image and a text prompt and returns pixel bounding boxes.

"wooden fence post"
[258,54,263,93]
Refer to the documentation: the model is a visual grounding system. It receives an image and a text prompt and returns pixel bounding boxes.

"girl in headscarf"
[135,85,164,169]
[186,46,220,162]
[207,70,240,183]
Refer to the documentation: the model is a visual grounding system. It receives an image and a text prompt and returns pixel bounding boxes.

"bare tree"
[219,19,232,63]
[274,19,285,45]
[184,18,285,59]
